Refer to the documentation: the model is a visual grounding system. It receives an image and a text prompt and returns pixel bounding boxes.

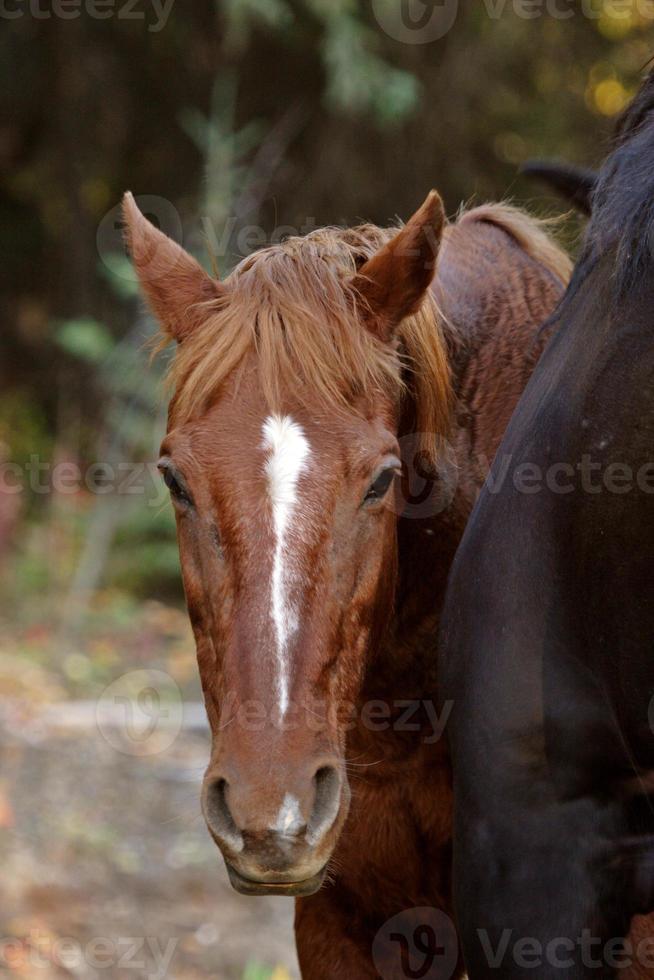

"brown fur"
[124,191,569,978]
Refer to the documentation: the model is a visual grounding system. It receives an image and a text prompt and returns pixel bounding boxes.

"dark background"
[2,0,647,433]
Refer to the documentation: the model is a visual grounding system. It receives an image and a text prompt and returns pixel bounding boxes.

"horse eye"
[364,466,398,504]
[159,461,193,506]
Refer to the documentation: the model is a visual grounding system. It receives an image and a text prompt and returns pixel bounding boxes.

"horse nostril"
[204,778,244,853]
[307,765,342,846]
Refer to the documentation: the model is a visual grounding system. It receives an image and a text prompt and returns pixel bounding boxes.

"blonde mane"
[166,206,570,467]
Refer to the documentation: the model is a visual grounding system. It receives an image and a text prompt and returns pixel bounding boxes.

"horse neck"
[360,489,469,706]
[361,217,565,703]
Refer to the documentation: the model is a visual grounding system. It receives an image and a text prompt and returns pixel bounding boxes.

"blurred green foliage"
[56,318,115,363]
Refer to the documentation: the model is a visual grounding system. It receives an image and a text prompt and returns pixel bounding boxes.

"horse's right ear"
[351,190,445,342]
[122,192,223,341]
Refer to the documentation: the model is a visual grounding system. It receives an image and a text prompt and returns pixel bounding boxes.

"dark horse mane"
[585,68,654,296]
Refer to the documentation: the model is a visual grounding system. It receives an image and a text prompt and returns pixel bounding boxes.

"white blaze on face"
[261,414,311,717]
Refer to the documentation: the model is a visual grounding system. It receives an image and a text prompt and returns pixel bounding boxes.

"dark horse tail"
[521,159,597,215]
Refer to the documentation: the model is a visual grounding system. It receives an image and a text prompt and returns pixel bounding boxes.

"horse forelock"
[166,222,452,467]
[164,207,569,468]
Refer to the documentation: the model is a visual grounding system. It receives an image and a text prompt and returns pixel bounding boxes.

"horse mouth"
[225,863,327,897]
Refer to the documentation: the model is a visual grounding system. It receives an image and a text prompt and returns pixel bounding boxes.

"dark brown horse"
[123,189,569,978]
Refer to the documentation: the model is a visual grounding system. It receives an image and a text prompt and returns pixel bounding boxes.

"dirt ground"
[0,709,300,980]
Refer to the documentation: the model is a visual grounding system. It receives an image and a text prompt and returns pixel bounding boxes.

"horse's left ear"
[122,191,223,341]
[352,190,445,341]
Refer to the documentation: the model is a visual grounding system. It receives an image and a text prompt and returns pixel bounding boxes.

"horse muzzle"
[201,759,349,897]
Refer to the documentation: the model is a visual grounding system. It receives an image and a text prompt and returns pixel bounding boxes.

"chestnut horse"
[123,189,569,978]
